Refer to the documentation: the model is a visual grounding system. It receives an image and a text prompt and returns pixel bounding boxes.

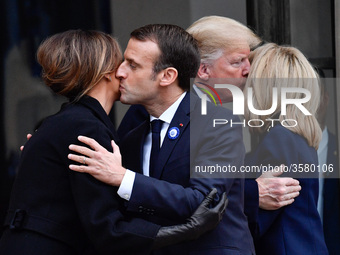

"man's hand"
[256,165,301,210]
[68,136,126,186]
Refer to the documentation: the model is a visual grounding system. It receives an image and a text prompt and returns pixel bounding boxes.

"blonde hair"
[37,30,122,101]
[187,16,261,64]
[244,43,321,148]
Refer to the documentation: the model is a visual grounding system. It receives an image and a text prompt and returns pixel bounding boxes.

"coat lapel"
[121,120,149,174]
[78,96,119,142]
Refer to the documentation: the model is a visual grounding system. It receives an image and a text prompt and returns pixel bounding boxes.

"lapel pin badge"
[168,127,180,140]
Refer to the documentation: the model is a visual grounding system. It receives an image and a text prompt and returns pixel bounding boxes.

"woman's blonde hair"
[187,16,261,65]
[37,30,122,101]
[244,43,321,148]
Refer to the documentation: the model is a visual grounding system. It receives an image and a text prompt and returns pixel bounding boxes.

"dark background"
[0,0,113,235]
[0,0,338,237]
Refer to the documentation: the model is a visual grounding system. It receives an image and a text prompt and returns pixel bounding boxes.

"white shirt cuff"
[117,169,135,201]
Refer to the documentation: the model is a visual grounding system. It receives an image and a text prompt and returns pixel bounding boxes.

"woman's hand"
[20,134,32,151]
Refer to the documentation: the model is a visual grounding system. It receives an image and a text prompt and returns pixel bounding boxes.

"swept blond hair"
[187,15,261,65]
[244,43,321,148]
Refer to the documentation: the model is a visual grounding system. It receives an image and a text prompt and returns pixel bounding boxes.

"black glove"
[153,188,228,250]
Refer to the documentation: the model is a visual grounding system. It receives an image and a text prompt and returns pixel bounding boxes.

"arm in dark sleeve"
[244,178,259,236]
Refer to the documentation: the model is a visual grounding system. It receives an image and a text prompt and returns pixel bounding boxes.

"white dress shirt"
[192,84,212,102]
[117,92,186,200]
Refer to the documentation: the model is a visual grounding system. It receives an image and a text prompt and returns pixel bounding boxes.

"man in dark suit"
[118,16,302,214]
[317,82,340,255]
[69,24,255,254]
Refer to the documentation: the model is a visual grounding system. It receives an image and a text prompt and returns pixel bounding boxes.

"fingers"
[271,164,286,177]
[271,178,301,197]
[283,178,300,187]
[68,153,92,165]
[257,173,301,210]
[285,191,300,200]
[69,137,116,165]
[68,163,98,176]
[261,164,285,178]
[68,144,94,158]
[69,163,90,173]
[284,184,301,194]
[20,133,33,151]
[200,188,217,207]
[77,135,105,152]
[270,180,301,199]
[275,191,300,204]
[111,140,121,155]
[279,198,295,207]
[259,192,298,210]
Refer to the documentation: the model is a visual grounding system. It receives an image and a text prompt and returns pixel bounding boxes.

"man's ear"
[197,63,210,81]
[159,67,178,86]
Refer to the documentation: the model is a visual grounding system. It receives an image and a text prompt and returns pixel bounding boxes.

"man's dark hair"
[130,24,200,91]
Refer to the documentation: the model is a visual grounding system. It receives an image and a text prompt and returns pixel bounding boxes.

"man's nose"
[116,62,127,79]
[242,59,250,76]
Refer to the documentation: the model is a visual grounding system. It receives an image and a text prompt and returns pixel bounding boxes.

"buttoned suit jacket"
[245,124,329,255]
[119,92,255,255]
[0,96,159,255]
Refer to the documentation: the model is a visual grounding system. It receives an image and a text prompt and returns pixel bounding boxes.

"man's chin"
[119,97,134,105]
[120,100,131,105]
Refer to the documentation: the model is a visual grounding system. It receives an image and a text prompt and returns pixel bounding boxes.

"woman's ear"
[104,74,113,82]
[197,63,210,81]
[159,67,178,87]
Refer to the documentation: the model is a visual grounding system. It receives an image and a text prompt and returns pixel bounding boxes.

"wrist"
[116,166,126,186]
[109,166,126,186]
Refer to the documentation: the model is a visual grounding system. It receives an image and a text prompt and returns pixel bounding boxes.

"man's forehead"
[124,38,160,61]
[224,46,250,58]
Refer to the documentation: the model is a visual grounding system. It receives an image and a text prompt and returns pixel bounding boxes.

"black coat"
[0,96,159,255]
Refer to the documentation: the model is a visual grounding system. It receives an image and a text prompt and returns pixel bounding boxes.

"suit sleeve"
[125,107,245,223]
[244,178,259,236]
[68,121,160,255]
